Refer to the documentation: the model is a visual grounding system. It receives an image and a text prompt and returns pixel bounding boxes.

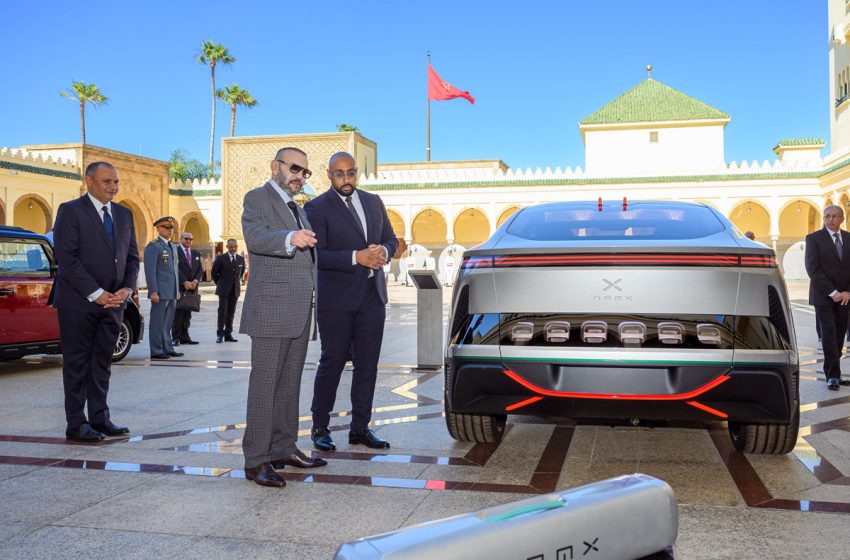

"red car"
[0,226,143,362]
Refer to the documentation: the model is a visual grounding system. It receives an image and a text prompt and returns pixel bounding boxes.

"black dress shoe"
[349,428,390,449]
[311,426,336,451]
[216,335,223,343]
[272,449,328,469]
[840,378,850,387]
[244,463,286,487]
[167,351,184,357]
[828,378,840,391]
[181,339,199,345]
[151,354,170,360]
[65,423,105,442]
[91,421,130,436]
[224,335,238,342]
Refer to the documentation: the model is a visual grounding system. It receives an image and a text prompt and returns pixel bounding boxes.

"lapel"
[841,230,850,261]
[329,191,367,241]
[262,182,299,231]
[80,195,114,250]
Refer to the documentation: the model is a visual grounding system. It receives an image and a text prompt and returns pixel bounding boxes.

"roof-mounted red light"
[623,197,628,211]
[598,197,603,211]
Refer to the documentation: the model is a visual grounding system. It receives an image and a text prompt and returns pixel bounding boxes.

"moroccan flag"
[428,64,475,104]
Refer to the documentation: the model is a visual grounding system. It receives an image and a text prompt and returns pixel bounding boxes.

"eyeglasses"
[275,159,312,179]
[331,169,359,180]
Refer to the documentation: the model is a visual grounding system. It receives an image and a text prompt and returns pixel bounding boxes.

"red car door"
[0,238,59,345]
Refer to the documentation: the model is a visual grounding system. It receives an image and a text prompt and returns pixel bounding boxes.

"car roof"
[0,226,50,242]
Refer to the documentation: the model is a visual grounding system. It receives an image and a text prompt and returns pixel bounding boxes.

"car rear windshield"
[506,205,726,241]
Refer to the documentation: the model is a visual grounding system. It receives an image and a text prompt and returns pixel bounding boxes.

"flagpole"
[427,51,431,162]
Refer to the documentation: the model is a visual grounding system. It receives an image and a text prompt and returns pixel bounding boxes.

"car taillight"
[618,322,646,344]
[657,322,683,345]
[511,322,534,343]
[581,321,607,343]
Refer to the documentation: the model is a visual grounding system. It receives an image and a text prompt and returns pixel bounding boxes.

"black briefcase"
[177,291,201,312]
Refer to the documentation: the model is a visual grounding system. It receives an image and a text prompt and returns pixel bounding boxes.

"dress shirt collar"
[158,236,171,245]
[826,226,842,236]
[334,188,360,204]
[86,192,111,215]
[269,179,294,203]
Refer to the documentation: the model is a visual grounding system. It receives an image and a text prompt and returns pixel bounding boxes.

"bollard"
[407,270,443,369]
[334,473,677,560]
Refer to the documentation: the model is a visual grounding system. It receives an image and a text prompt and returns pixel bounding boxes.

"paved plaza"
[1,282,850,559]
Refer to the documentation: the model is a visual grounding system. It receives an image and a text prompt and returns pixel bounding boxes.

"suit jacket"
[144,238,179,300]
[805,227,850,305]
[239,182,316,338]
[51,195,139,311]
[177,247,203,292]
[212,253,245,297]
[305,188,398,311]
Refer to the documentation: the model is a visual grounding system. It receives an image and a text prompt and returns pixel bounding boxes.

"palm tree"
[215,84,258,137]
[59,81,107,144]
[198,40,235,174]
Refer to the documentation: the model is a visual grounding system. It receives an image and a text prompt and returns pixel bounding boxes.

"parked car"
[444,201,799,455]
[0,226,143,362]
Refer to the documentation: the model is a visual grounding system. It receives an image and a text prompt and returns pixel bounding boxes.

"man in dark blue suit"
[805,204,850,391]
[52,162,139,441]
[305,152,398,450]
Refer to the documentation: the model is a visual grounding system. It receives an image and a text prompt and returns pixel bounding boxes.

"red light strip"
[491,254,776,268]
[686,400,729,418]
[505,396,544,411]
[501,369,730,401]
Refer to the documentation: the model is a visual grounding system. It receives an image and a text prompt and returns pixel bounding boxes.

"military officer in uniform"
[144,216,183,360]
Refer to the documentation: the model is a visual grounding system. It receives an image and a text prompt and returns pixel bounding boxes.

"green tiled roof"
[0,159,81,181]
[775,138,826,147]
[170,188,222,197]
[580,78,729,126]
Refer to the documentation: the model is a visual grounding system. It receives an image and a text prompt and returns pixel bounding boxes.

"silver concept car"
[445,200,799,455]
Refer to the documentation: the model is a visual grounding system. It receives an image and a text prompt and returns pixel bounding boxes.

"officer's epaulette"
[146,240,158,247]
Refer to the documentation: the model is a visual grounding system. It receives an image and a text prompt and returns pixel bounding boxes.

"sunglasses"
[276,159,312,179]
[158,225,174,230]
[331,169,359,180]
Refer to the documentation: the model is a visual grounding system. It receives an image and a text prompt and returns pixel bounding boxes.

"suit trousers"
[172,306,193,342]
[149,299,176,356]
[58,307,121,429]
[217,291,238,336]
[242,316,311,468]
[312,278,386,431]
[815,302,850,380]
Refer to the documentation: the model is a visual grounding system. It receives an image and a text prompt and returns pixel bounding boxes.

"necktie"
[185,248,191,264]
[835,232,844,260]
[286,200,315,263]
[101,206,114,244]
[345,196,365,237]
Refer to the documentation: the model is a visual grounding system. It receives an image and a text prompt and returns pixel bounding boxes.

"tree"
[59,81,107,144]
[336,123,360,133]
[198,40,235,175]
[215,84,258,137]
[168,149,218,182]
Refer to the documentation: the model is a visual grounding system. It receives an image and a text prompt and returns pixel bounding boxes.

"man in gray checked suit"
[239,147,326,488]
[144,216,183,360]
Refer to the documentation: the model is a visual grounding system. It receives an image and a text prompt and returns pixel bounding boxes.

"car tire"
[112,317,132,362]
[728,372,800,455]
[445,409,507,443]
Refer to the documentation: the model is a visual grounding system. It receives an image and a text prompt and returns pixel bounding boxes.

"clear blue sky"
[1,1,827,170]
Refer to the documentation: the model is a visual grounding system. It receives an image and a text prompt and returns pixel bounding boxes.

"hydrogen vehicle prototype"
[444,200,799,454]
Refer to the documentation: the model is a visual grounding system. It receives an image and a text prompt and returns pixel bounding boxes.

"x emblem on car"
[602,278,622,291]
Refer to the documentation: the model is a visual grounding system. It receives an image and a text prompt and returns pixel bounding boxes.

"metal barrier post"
[407,270,443,369]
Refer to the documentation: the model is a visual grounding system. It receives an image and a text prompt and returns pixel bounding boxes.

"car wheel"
[728,373,800,455]
[112,317,132,362]
[445,409,507,443]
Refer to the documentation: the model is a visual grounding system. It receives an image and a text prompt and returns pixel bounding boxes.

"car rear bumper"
[0,340,61,360]
[446,356,796,423]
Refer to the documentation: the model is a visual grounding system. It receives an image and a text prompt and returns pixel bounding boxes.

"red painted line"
[502,369,731,401]
[505,396,544,411]
[686,400,729,418]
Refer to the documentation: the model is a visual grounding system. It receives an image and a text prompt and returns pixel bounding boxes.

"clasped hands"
[94,288,133,308]
[356,244,388,270]
[832,291,850,305]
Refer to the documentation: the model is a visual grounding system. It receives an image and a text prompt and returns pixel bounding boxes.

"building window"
[649,131,659,143]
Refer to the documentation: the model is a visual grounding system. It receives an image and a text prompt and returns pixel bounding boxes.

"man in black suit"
[305,152,398,450]
[172,230,203,345]
[211,238,245,343]
[805,204,850,391]
[51,161,139,441]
